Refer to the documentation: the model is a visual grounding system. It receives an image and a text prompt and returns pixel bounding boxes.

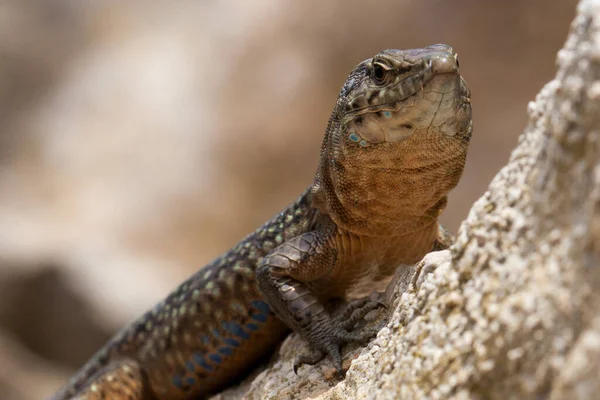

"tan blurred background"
[0,1,578,399]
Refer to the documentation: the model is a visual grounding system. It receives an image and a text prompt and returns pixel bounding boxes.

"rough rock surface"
[215,0,600,398]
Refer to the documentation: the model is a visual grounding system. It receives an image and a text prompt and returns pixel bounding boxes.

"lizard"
[50,43,472,400]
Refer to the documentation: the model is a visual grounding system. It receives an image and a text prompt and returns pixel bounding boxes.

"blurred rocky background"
[0,1,578,399]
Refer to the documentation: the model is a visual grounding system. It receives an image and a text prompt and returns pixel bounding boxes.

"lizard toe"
[293,349,325,374]
[338,301,382,330]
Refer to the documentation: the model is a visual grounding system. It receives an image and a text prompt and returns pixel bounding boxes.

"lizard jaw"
[343,71,470,148]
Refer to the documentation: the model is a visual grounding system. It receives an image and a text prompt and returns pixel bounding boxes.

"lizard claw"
[293,349,325,374]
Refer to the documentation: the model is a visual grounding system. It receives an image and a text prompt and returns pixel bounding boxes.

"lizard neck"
[311,126,468,237]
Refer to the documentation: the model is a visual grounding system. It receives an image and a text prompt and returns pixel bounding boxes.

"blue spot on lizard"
[224,337,241,347]
[193,353,213,371]
[208,353,222,364]
[251,300,270,313]
[222,321,250,340]
[186,377,196,386]
[171,374,184,389]
[218,347,233,356]
[251,313,269,323]
[246,322,259,332]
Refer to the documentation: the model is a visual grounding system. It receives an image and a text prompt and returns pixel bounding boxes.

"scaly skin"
[51,44,472,400]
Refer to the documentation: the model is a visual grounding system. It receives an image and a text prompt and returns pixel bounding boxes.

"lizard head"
[340,43,471,145]
[313,44,472,236]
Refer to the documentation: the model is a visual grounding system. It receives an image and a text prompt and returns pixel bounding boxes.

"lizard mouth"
[343,71,471,147]
[344,69,468,119]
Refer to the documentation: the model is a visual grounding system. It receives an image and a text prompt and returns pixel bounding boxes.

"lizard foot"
[295,296,385,373]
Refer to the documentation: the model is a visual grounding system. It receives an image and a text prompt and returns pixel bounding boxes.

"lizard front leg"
[256,231,382,373]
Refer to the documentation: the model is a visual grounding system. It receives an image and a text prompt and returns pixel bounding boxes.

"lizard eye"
[372,62,388,85]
